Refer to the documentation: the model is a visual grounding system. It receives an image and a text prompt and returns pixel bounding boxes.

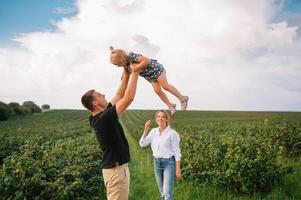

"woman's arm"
[176,161,181,181]
[171,131,182,181]
[139,120,152,147]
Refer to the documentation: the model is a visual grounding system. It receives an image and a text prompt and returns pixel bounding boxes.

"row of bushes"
[176,119,301,194]
[0,110,89,164]
[121,110,300,195]
[0,135,103,199]
[0,109,104,199]
[180,128,294,194]
[0,101,50,121]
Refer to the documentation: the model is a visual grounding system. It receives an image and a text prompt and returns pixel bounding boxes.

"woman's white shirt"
[139,126,181,161]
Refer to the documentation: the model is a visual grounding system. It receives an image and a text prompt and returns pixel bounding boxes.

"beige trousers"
[102,163,130,200]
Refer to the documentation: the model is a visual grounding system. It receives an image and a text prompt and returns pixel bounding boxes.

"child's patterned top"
[125,52,165,82]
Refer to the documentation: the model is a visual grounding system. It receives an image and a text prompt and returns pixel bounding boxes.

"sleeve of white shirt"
[139,128,153,147]
[171,131,181,161]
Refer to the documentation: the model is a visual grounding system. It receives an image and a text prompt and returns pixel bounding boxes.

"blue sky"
[0,0,300,47]
[0,0,301,46]
[0,0,301,110]
[1,0,301,47]
[274,0,301,35]
[282,0,301,11]
[0,0,76,47]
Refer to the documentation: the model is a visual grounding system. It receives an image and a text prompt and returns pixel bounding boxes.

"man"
[81,67,140,200]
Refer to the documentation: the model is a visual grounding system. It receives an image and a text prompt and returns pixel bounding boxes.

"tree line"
[0,101,50,121]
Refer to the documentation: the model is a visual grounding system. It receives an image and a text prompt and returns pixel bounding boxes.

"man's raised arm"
[111,68,130,105]
[115,70,140,116]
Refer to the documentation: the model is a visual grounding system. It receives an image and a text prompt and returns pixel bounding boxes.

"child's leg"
[156,72,185,101]
[151,81,173,108]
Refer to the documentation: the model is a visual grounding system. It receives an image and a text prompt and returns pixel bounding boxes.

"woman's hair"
[155,110,170,126]
[109,46,127,65]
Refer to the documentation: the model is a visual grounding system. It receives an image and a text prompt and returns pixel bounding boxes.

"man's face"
[92,91,107,107]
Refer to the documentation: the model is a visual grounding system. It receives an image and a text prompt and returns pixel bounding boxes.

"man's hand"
[130,63,140,72]
[121,67,130,80]
[131,55,150,72]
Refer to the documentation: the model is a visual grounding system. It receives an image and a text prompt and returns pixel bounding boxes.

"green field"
[0,110,300,199]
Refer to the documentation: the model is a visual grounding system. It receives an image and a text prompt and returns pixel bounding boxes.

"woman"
[139,110,182,200]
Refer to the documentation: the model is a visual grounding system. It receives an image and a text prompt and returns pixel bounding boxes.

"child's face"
[111,52,127,67]
[117,58,127,67]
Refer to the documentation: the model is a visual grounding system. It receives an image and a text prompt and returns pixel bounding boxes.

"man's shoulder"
[89,103,116,127]
[97,103,114,116]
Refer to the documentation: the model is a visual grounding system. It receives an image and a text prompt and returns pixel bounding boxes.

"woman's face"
[156,111,168,127]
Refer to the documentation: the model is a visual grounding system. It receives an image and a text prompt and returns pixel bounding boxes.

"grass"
[1,110,300,200]
[122,116,301,200]
[123,121,159,199]
[124,121,237,200]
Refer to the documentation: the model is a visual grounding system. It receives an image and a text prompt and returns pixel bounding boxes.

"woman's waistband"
[154,156,175,161]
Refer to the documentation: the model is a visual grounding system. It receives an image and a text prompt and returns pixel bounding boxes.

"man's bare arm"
[115,71,139,116]
[111,69,130,105]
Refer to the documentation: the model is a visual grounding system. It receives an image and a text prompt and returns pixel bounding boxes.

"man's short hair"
[81,89,95,111]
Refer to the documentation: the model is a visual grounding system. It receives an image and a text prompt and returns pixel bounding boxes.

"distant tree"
[41,104,50,109]
[0,102,11,121]
[8,102,23,115]
[22,101,41,113]
[21,106,31,114]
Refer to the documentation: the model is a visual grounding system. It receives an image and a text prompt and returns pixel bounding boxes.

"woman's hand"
[175,161,181,181]
[176,169,182,181]
[144,120,152,131]
[141,120,152,140]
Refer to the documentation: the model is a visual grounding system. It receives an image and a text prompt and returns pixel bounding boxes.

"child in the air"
[109,46,188,116]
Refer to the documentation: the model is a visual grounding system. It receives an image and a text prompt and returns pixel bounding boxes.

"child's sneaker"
[169,104,176,116]
[180,96,189,111]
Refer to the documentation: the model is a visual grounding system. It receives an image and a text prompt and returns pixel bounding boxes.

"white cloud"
[53,6,77,15]
[0,0,300,111]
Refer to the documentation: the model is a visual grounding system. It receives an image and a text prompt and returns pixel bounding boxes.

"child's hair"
[109,46,127,66]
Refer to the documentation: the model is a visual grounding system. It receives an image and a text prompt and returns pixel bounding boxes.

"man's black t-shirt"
[89,103,130,169]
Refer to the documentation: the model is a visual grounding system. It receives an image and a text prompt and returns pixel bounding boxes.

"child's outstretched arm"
[131,55,150,72]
